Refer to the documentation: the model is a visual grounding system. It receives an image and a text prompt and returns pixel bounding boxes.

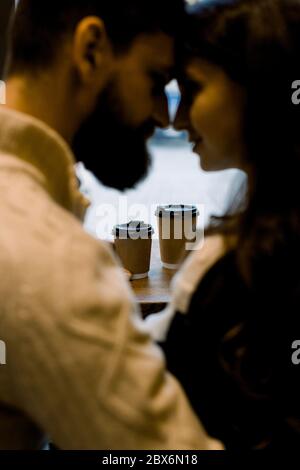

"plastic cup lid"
[155,204,199,218]
[112,221,154,238]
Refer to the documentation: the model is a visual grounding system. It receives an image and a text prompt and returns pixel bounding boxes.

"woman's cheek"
[190,98,203,135]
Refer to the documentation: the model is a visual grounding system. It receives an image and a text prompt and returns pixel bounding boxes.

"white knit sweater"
[0,106,214,450]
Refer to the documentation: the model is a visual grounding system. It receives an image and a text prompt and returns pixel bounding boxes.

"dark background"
[0,0,15,79]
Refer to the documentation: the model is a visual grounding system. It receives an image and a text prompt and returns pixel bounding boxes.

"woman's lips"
[192,139,203,153]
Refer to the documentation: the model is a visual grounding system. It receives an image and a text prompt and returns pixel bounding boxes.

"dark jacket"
[162,250,300,450]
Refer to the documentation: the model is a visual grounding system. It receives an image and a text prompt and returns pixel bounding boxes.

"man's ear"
[72,16,113,84]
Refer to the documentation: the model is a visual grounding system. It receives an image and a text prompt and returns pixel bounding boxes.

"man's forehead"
[129,32,175,71]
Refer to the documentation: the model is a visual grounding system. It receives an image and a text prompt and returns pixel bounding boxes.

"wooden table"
[130,241,177,316]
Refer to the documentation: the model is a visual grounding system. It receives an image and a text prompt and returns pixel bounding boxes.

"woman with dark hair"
[146,0,300,449]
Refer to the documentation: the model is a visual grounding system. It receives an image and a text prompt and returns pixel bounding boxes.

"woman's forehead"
[179,57,223,82]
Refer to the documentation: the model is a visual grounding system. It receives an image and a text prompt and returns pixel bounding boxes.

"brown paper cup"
[155,205,199,270]
[113,221,153,279]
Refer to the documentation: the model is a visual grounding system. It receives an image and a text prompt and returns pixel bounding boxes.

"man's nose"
[153,94,170,129]
[173,99,190,132]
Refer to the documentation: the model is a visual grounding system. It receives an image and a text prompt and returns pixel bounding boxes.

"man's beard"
[72,79,155,191]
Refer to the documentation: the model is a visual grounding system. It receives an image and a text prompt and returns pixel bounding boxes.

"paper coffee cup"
[112,221,153,280]
[155,205,199,270]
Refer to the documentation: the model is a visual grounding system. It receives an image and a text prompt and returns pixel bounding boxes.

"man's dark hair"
[7,0,185,76]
